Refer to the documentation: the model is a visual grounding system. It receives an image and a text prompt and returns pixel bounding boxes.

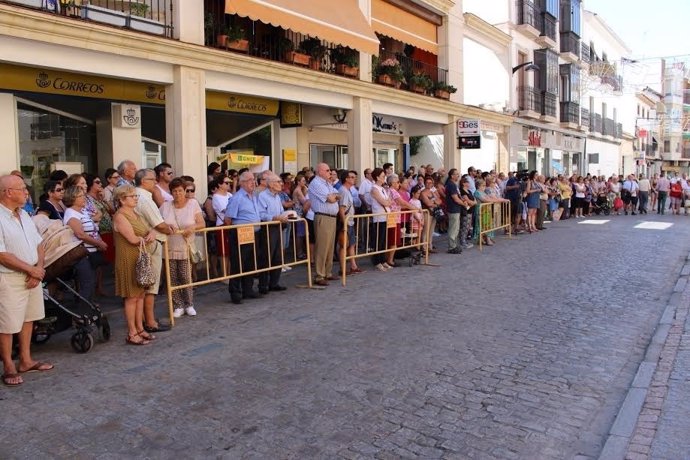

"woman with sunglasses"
[86,173,113,296]
[37,180,66,220]
[102,168,120,207]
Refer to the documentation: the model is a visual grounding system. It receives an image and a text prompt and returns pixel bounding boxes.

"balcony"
[683,148,690,159]
[559,31,580,63]
[517,86,542,119]
[616,122,623,139]
[516,0,541,39]
[542,92,557,121]
[580,107,590,131]
[3,0,174,37]
[591,113,602,135]
[580,42,591,70]
[602,74,623,92]
[536,13,557,49]
[373,50,449,98]
[603,117,615,138]
[560,101,579,128]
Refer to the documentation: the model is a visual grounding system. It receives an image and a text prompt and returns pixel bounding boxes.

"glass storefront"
[17,102,95,204]
[310,144,348,170]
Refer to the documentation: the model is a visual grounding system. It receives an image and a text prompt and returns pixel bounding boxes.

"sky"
[584,0,690,92]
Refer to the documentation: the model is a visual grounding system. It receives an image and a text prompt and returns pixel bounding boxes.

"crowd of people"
[1,159,687,385]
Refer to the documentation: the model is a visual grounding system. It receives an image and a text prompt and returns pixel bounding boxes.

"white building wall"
[463,38,509,110]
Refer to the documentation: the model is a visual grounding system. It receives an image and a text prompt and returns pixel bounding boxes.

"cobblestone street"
[1,215,688,459]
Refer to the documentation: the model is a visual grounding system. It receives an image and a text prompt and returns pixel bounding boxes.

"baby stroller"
[32,216,111,353]
[592,194,611,215]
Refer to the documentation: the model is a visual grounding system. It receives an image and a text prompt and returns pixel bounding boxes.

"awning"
[371,0,438,54]
[225,0,380,55]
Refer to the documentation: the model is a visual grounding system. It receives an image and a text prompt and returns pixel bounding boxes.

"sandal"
[138,330,156,341]
[2,373,23,386]
[350,267,364,274]
[126,334,150,346]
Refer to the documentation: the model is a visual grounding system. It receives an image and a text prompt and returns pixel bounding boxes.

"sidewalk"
[600,250,690,460]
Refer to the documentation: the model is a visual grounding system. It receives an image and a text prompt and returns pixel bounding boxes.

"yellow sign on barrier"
[237,226,256,245]
[386,213,397,229]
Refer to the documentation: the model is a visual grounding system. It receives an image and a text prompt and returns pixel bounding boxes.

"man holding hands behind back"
[0,174,53,386]
[309,163,340,286]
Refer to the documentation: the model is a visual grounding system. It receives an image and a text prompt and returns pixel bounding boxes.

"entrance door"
[310,144,348,169]
[373,146,400,170]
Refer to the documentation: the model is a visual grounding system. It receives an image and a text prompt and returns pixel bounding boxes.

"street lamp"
[512,61,540,74]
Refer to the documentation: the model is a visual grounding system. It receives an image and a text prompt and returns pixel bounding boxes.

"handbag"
[135,240,155,288]
[188,239,203,264]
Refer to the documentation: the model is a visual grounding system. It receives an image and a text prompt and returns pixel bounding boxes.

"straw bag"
[135,240,155,288]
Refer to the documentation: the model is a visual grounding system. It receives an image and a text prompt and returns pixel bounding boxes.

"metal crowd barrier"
[162,218,312,326]
[340,209,431,286]
[475,201,512,251]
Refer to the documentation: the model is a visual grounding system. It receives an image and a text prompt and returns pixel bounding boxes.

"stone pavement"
[1,214,689,459]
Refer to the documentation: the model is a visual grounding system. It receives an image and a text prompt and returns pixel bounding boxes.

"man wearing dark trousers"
[225,171,262,304]
[257,173,289,294]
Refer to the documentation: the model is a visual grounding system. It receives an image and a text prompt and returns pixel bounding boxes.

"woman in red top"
[669,179,683,215]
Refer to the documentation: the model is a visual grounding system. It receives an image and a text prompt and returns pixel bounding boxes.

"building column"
[166,65,207,196]
[443,116,460,171]
[439,7,463,102]
[0,94,19,173]
[172,0,204,45]
[348,97,373,173]
[97,103,143,172]
[497,130,510,174]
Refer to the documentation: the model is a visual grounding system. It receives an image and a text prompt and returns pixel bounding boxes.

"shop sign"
[206,91,279,116]
[0,63,166,104]
[456,119,480,136]
[113,104,141,128]
[372,114,403,134]
[458,136,481,149]
[528,129,542,146]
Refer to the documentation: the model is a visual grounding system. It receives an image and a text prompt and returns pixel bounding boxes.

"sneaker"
[462,243,474,249]
[185,306,197,316]
[382,262,393,269]
[173,308,184,318]
[432,232,440,237]
[375,263,388,272]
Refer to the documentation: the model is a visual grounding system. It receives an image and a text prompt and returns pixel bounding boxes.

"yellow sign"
[237,226,256,245]
[0,63,166,105]
[206,91,279,116]
[0,64,279,115]
[283,149,297,162]
[386,213,397,229]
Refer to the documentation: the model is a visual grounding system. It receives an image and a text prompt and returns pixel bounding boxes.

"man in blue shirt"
[257,173,289,294]
[224,171,262,304]
[309,163,340,286]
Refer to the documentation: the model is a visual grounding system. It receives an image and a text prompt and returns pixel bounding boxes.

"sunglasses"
[55,188,64,192]
[93,180,101,184]
[186,189,195,193]
[223,181,231,184]
[166,171,174,176]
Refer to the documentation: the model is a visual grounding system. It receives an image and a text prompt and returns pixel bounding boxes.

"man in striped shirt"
[309,163,340,286]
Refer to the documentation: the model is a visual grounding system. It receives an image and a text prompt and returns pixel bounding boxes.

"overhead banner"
[0,64,280,116]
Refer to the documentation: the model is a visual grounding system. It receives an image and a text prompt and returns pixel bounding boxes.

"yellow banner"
[206,91,279,116]
[230,153,263,164]
[237,226,256,245]
[0,64,279,115]
[0,63,166,105]
[387,213,397,229]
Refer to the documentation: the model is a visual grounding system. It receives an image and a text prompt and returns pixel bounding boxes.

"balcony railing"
[516,0,540,30]
[3,0,174,37]
[581,43,591,65]
[518,86,542,113]
[580,107,590,128]
[683,148,690,159]
[560,31,580,57]
[543,92,557,118]
[602,74,623,92]
[541,13,557,42]
[603,117,615,136]
[592,113,602,133]
[560,101,579,124]
[616,122,623,139]
[374,50,449,94]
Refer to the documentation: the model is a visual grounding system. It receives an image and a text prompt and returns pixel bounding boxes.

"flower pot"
[434,89,451,100]
[128,16,166,36]
[336,64,359,78]
[410,84,427,94]
[377,74,397,87]
[227,39,249,52]
[217,34,229,48]
[308,58,322,71]
[82,4,127,27]
[285,51,310,67]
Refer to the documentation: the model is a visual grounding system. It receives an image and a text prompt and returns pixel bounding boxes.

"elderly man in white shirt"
[0,175,53,386]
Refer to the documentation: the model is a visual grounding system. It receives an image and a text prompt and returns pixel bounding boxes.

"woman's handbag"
[188,239,203,264]
[135,240,155,288]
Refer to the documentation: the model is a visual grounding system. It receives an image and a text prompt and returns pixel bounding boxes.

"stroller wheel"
[71,331,94,353]
[99,315,111,342]
[32,332,51,345]
[604,208,610,216]
[409,257,414,267]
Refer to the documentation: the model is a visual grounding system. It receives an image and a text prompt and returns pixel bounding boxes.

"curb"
[599,252,690,459]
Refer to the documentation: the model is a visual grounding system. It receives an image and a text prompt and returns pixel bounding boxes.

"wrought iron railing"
[560,31,580,57]
[541,13,557,42]
[580,107,590,128]
[683,148,690,159]
[591,113,602,133]
[603,117,615,136]
[581,43,591,64]
[2,0,174,37]
[602,74,623,92]
[560,101,579,123]
[615,122,623,139]
[373,49,449,93]
[543,92,557,118]
[516,0,541,30]
[518,86,542,113]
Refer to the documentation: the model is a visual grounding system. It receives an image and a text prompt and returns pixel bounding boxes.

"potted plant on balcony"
[226,24,249,52]
[279,37,310,66]
[408,72,433,94]
[432,81,457,100]
[376,58,405,88]
[299,37,327,71]
[331,46,359,78]
[127,2,166,36]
